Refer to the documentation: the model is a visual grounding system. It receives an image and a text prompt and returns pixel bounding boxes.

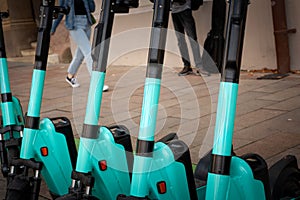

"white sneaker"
[103,85,109,92]
[66,77,80,88]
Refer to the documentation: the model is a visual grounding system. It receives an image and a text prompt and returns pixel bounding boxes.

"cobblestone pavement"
[0,59,299,199]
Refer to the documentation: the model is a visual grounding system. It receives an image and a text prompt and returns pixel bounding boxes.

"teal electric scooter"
[0,11,25,178]
[5,1,78,199]
[56,0,141,199]
[118,0,300,199]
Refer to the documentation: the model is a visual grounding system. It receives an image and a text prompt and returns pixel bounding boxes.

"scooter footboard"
[147,140,197,200]
[107,125,133,174]
[35,118,75,196]
[240,153,271,199]
[8,118,75,198]
[227,156,267,199]
[89,126,133,199]
[50,117,77,169]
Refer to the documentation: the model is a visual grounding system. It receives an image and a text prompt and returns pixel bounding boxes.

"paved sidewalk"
[0,60,299,199]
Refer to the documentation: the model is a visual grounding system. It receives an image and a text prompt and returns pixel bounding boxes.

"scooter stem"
[0,12,7,58]
[76,0,115,173]
[0,11,17,176]
[0,12,16,126]
[206,0,249,199]
[20,0,61,159]
[130,0,170,197]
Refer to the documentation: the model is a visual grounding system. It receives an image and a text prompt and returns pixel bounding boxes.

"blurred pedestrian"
[171,0,210,76]
[51,0,109,91]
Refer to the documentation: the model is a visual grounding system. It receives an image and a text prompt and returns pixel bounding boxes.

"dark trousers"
[172,9,202,67]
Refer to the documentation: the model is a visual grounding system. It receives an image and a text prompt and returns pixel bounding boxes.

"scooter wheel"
[269,155,300,200]
[5,181,31,200]
[55,193,99,200]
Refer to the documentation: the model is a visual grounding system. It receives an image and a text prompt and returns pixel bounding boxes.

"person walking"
[171,0,210,76]
[51,0,109,91]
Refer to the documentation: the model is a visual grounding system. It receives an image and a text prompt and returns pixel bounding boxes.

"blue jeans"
[68,15,92,76]
[171,9,202,68]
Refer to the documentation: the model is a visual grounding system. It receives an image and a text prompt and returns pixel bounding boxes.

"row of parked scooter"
[0,0,299,199]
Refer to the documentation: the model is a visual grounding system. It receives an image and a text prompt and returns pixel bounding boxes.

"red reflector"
[17,115,22,123]
[99,160,107,171]
[157,181,166,194]
[40,147,48,156]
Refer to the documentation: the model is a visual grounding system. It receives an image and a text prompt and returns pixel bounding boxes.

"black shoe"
[178,66,193,76]
[196,66,211,77]
[66,76,80,87]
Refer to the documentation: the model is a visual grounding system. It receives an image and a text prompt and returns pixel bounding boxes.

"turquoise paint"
[75,127,132,199]
[77,71,105,172]
[149,142,177,171]
[0,58,11,93]
[205,82,267,200]
[227,157,266,199]
[196,185,206,199]
[36,118,73,195]
[147,142,191,199]
[148,161,191,200]
[206,82,237,199]
[91,127,131,199]
[0,58,23,141]
[205,156,266,200]
[130,155,152,197]
[20,128,37,158]
[130,78,161,197]
[27,69,45,117]
[1,102,15,125]
[206,173,230,199]
[84,72,105,125]
[130,142,193,199]
[76,137,94,172]
[98,126,115,143]
[0,58,17,126]
[21,69,46,158]
[138,78,161,141]
[21,118,74,195]
[21,119,74,195]
[2,97,24,140]
[213,82,238,156]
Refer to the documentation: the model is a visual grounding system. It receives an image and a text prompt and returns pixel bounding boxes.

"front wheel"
[55,193,99,200]
[5,174,32,200]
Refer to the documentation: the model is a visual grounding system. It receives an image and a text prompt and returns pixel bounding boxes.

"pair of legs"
[172,9,209,76]
[68,15,93,78]
[67,15,108,91]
